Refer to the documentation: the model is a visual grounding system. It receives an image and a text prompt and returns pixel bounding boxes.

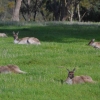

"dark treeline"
[0,0,100,22]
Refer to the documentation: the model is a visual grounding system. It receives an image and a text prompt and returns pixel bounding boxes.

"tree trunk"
[60,0,71,21]
[12,0,22,21]
[60,0,67,21]
[33,0,38,21]
[70,5,74,22]
[27,0,31,21]
[77,4,81,22]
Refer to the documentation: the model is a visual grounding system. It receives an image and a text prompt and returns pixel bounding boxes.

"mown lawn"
[0,23,100,100]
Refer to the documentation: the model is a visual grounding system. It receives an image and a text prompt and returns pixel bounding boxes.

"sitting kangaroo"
[88,39,100,49]
[65,68,95,84]
[13,31,41,45]
[0,33,7,37]
[0,65,26,74]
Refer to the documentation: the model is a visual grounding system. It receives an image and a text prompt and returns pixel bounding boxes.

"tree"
[0,0,14,21]
[1,0,100,22]
[80,0,100,21]
[12,0,22,21]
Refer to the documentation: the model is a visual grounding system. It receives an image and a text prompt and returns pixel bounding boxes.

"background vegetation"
[0,23,100,100]
[0,0,100,22]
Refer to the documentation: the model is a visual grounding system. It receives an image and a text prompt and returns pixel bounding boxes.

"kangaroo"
[0,33,7,37]
[65,68,95,84]
[88,39,100,49]
[0,65,26,74]
[13,31,41,45]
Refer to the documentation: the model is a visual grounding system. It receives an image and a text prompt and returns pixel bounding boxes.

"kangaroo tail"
[16,69,27,74]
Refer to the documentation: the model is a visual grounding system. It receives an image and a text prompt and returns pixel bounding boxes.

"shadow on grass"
[0,25,100,43]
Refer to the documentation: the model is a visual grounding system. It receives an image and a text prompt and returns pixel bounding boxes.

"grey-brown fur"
[65,68,95,84]
[0,65,26,74]
[88,39,100,49]
[13,31,41,45]
[0,33,7,37]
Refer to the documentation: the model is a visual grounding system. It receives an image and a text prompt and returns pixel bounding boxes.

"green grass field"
[0,23,100,100]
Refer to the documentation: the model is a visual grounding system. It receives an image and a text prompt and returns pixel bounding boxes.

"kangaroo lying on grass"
[0,65,26,74]
[65,68,95,84]
[0,33,7,37]
[88,39,100,49]
[13,31,41,45]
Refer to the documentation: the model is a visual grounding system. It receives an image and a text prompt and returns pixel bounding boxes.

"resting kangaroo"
[88,39,100,49]
[13,31,41,45]
[0,33,7,37]
[65,68,95,84]
[0,65,26,74]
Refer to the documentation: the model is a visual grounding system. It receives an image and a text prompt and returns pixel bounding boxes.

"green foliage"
[0,0,100,21]
[8,1,15,8]
[80,0,92,9]
[0,23,100,99]
[81,0,100,21]
[0,0,14,20]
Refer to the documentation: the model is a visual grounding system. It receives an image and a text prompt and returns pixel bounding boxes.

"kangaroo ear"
[73,68,76,72]
[67,69,70,72]
[16,32,19,35]
[13,31,15,35]
[92,39,95,42]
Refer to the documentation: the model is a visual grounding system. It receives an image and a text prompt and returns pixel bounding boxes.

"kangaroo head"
[67,68,75,79]
[13,31,19,40]
[88,39,95,45]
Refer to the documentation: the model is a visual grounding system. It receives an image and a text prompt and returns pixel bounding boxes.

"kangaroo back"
[66,68,95,84]
[7,65,26,74]
[0,66,11,73]
[13,31,40,45]
[0,65,26,74]
[88,39,100,49]
[0,33,7,37]
[72,75,95,84]
[27,37,41,45]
